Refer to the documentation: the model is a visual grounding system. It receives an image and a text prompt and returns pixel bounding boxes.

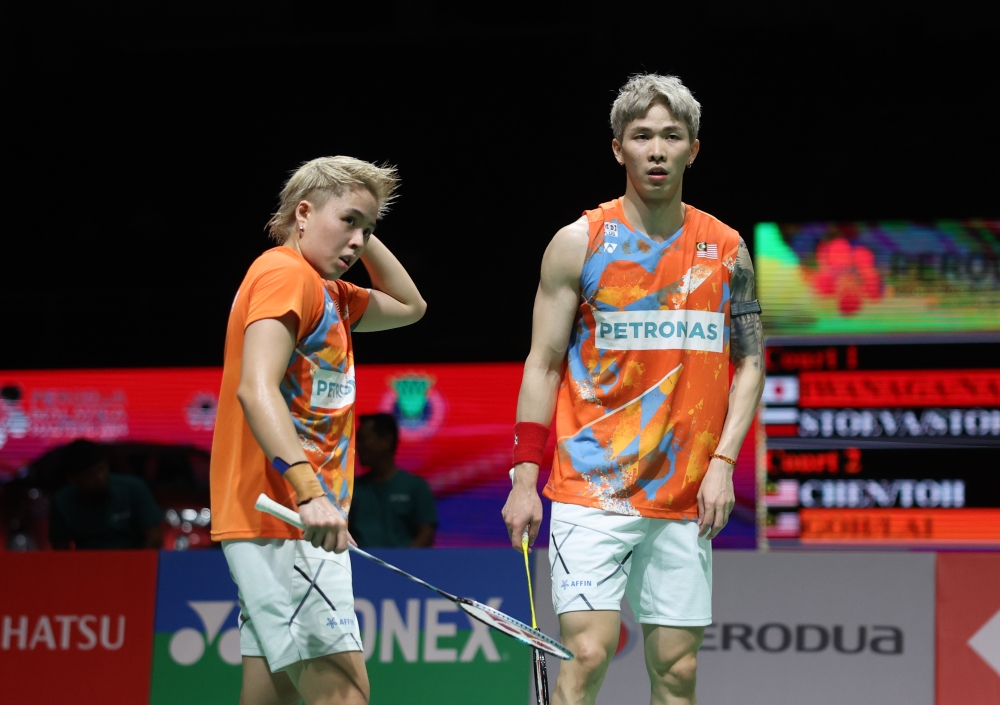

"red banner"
[0,364,526,489]
[937,554,1000,705]
[0,551,159,704]
[798,370,1000,408]
[799,509,1000,542]
[0,368,223,479]
[353,362,526,495]
[0,363,755,548]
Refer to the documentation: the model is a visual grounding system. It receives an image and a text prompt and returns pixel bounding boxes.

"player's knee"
[570,638,613,676]
[654,652,698,696]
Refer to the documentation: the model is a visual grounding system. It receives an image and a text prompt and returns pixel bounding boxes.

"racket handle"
[509,469,530,545]
[255,493,306,530]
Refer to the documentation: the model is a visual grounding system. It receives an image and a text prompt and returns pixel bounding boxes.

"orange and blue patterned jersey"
[210,247,369,541]
[544,199,742,519]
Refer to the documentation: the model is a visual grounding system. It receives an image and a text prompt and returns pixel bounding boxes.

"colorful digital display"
[755,220,1000,336]
[0,364,757,549]
[762,341,1000,547]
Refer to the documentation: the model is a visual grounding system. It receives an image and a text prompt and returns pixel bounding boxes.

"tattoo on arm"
[730,238,763,365]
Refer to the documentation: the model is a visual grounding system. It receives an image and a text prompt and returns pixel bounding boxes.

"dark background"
[3,1,998,370]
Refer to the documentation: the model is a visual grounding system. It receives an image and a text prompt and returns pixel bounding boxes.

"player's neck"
[620,181,685,242]
[282,236,303,256]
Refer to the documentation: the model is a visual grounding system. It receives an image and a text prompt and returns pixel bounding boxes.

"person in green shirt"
[49,439,163,550]
[349,413,437,548]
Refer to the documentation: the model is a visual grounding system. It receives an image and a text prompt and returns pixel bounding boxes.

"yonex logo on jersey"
[604,223,618,237]
[603,242,618,254]
[593,310,725,353]
[310,367,357,410]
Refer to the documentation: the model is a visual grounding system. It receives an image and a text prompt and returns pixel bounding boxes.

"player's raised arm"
[697,237,765,539]
[501,217,589,550]
[352,235,426,332]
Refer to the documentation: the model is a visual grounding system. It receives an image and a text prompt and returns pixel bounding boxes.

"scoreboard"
[761,339,1000,547]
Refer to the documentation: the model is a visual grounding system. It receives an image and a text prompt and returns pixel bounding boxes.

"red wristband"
[513,421,550,466]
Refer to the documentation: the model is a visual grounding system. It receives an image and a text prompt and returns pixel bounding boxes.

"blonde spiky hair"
[610,74,701,143]
[267,156,399,243]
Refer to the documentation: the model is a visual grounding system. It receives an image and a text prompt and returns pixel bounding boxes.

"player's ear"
[688,138,700,165]
[612,138,624,166]
[294,200,312,231]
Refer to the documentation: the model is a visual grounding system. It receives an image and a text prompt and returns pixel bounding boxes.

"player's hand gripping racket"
[510,468,550,705]
[255,493,573,661]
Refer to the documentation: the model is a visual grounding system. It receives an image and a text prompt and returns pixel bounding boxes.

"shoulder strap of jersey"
[583,199,623,248]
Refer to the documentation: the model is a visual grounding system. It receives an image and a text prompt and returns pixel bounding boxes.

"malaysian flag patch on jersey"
[696,242,718,259]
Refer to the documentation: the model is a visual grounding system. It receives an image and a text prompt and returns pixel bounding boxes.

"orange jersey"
[210,247,369,541]
[544,199,742,519]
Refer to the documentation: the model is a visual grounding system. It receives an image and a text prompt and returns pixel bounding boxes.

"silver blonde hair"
[610,74,701,143]
[267,156,399,243]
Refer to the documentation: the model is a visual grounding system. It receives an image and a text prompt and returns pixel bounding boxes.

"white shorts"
[222,538,363,672]
[549,502,712,627]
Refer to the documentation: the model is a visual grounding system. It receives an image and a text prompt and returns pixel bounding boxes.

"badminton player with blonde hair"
[210,156,426,705]
[503,74,765,705]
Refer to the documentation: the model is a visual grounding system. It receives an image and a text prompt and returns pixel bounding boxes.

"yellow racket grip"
[511,468,540,629]
[521,534,539,629]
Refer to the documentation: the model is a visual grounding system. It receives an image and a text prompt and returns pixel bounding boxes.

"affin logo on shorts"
[310,366,356,410]
[327,617,356,629]
[594,310,725,353]
[561,579,593,589]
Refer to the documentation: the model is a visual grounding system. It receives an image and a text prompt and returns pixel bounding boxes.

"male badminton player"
[210,156,426,705]
[502,74,764,705]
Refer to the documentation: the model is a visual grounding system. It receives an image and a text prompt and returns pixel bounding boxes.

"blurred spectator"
[49,439,163,549]
[350,413,437,548]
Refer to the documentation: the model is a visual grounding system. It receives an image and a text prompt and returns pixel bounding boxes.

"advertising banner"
[700,552,935,704]
[756,219,1000,336]
[149,551,242,705]
[352,363,535,548]
[0,364,757,549]
[937,553,1000,704]
[0,368,223,476]
[147,548,532,704]
[355,548,531,705]
[0,550,158,705]
[531,550,935,705]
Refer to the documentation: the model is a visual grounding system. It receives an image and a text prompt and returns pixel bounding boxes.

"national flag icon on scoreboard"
[765,479,800,508]
[696,242,718,259]
[763,376,799,405]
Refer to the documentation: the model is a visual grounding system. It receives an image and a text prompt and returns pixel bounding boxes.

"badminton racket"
[509,468,551,705]
[255,493,574,661]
